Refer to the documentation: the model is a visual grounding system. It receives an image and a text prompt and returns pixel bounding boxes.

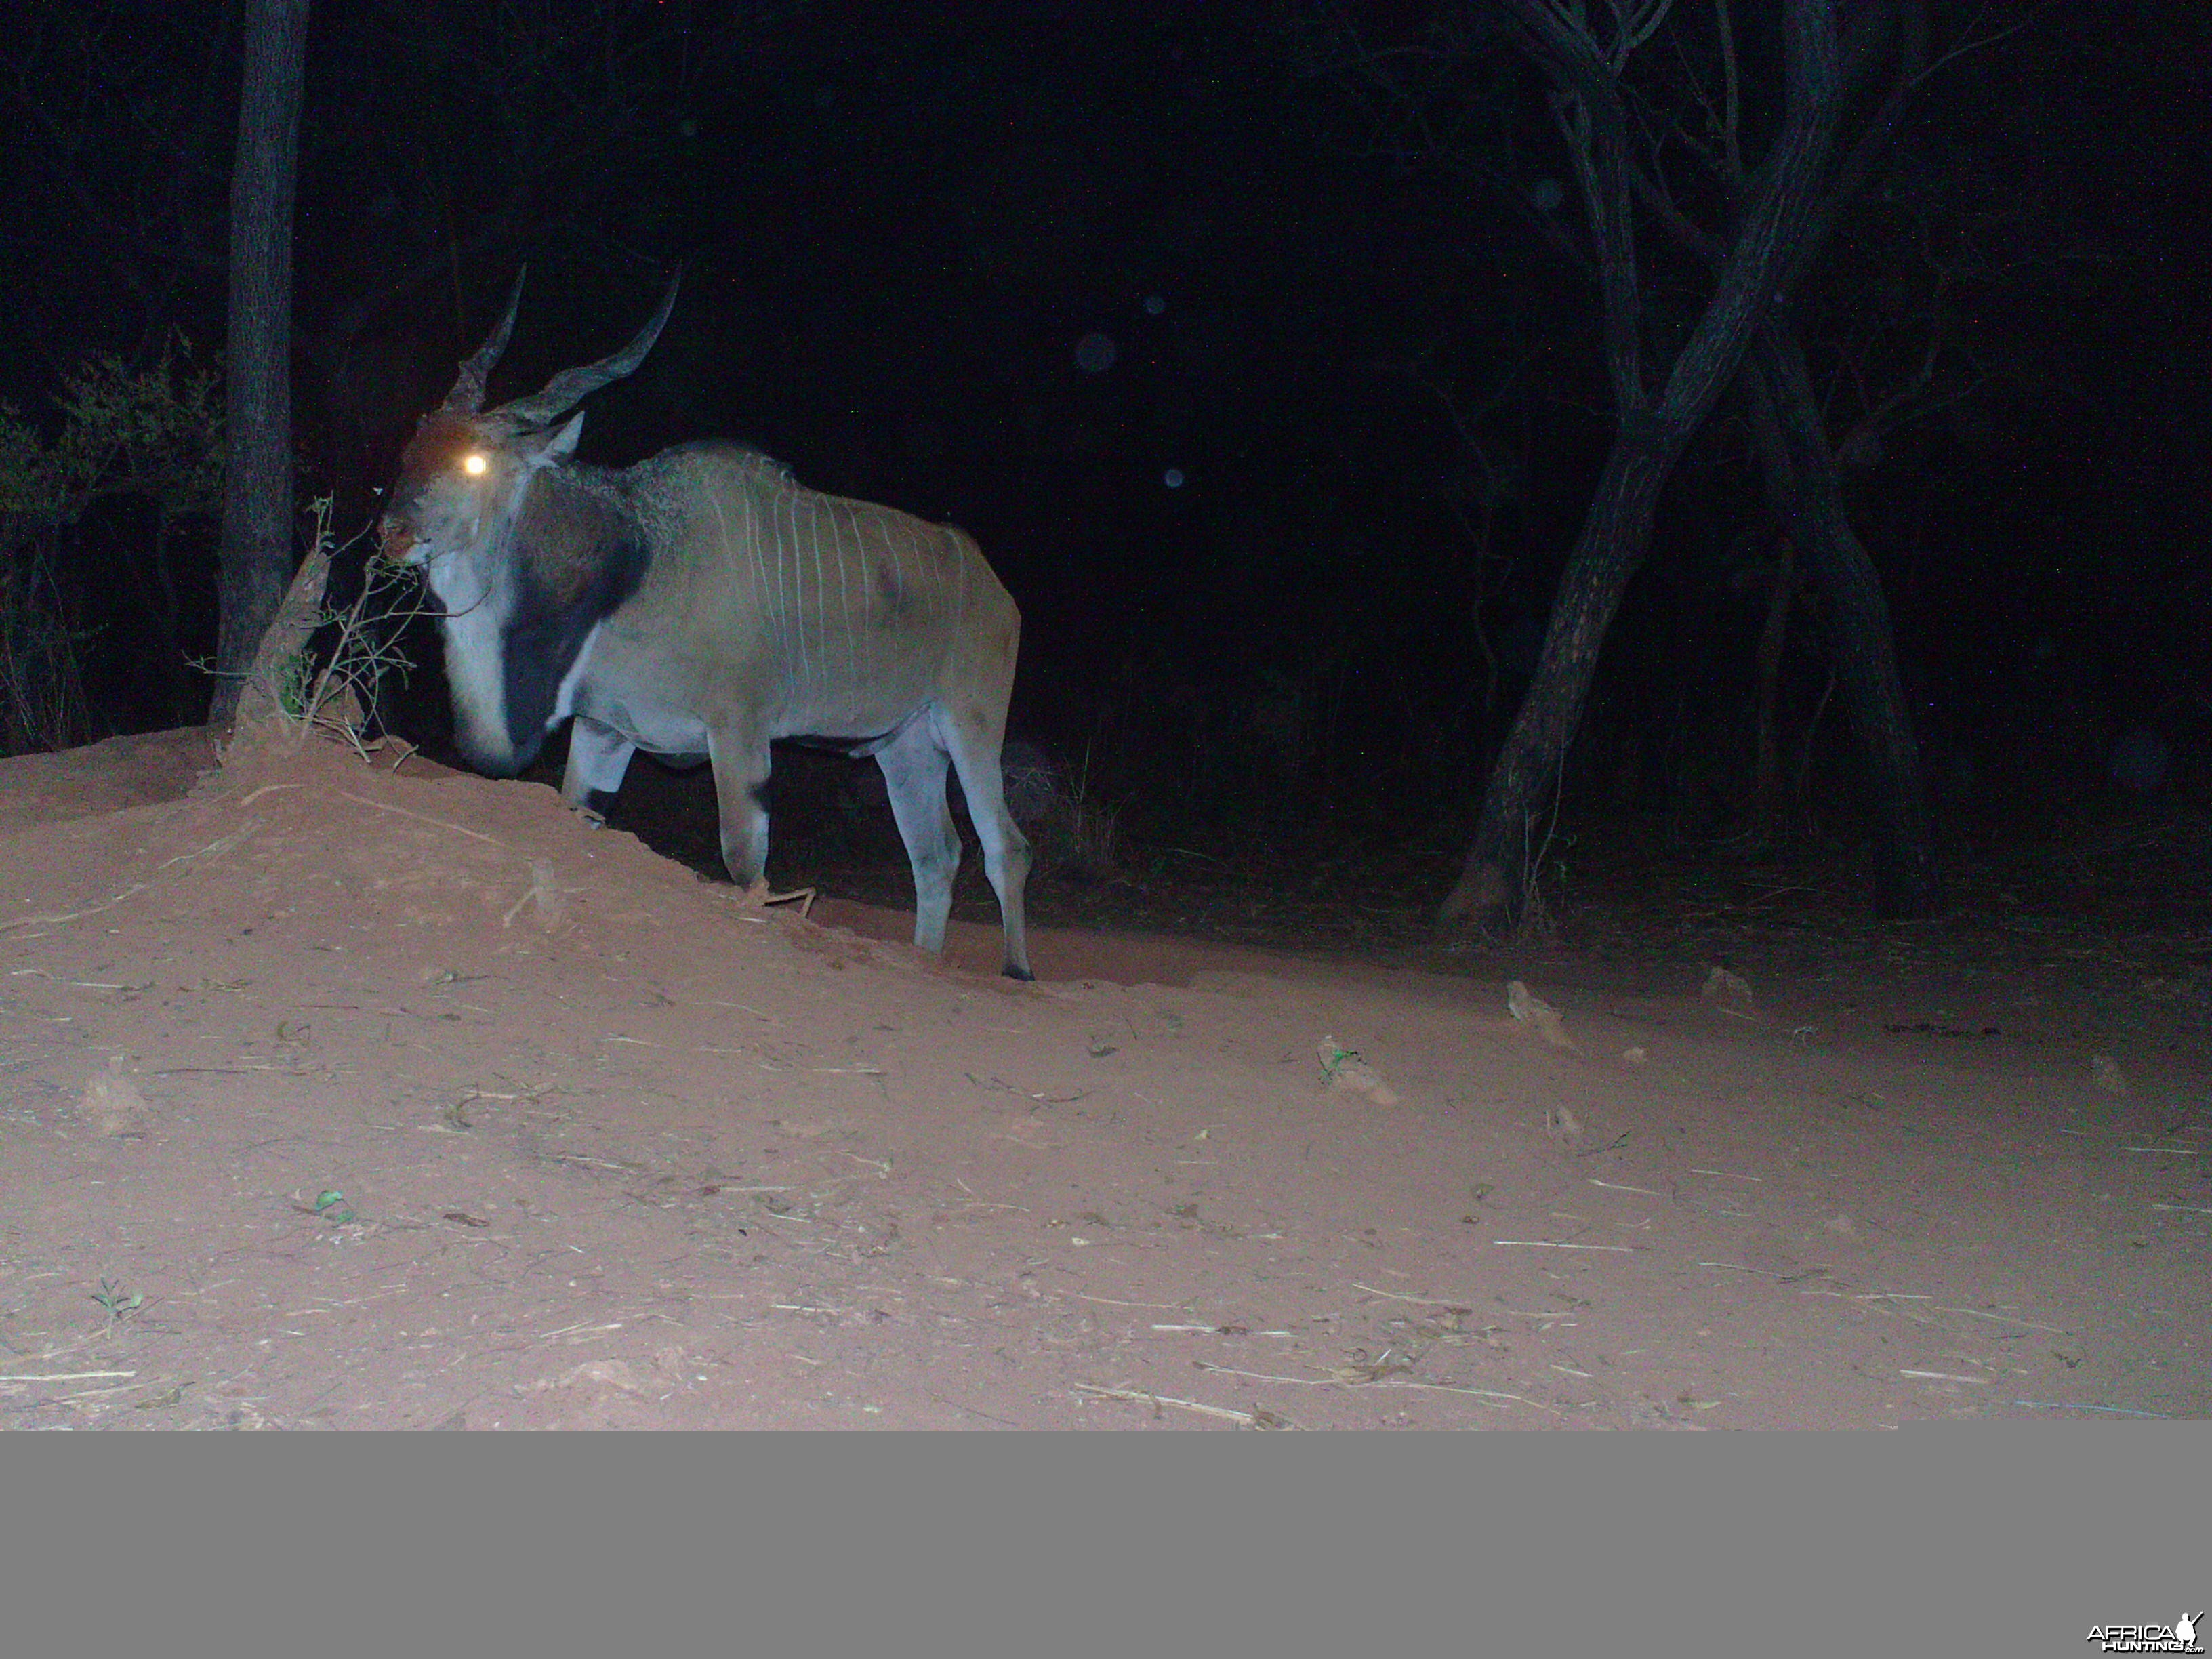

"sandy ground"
[0,727,2205,1430]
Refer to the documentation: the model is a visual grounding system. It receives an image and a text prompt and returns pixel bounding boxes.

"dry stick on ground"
[157,823,263,869]
[1189,1360,1565,1416]
[728,881,819,919]
[335,793,499,845]
[1070,1386,1276,1428]
[1352,1282,1473,1306]
[0,884,151,934]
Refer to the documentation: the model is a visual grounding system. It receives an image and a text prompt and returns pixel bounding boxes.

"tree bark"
[211,0,310,728]
[1746,321,1943,916]
[1605,1,1940,918]
[1441,0,1847,931]
[1441,424,1677,922]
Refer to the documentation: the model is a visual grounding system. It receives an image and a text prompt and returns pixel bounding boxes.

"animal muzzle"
[377,516,420,565]
[454,726,543,779]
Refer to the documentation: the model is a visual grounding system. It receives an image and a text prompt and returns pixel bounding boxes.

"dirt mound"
[0,728,217,836]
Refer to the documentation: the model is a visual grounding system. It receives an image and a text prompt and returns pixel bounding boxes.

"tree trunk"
[1437,221,1839,928]
[1439,426,1677,924]
[1441,0,1847,934]
[211,0,310,728]
[1746,320,1943,916]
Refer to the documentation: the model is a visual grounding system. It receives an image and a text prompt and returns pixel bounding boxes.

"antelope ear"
[529,411,586,468]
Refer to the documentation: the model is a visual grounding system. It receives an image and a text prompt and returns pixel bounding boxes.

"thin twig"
[1192,1361,1561,1416]
[1071,1385,1267,1427]
[337,793,499,844]
[1351,1282,1468,1305]
[0,884,149,933]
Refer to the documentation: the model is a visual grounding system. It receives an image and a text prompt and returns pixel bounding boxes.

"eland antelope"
[379,272,1034,979]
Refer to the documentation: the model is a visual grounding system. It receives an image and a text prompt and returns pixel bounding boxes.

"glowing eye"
[462,453,488,476]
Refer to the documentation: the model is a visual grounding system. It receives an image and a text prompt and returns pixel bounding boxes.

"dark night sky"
[3,0,2206,845]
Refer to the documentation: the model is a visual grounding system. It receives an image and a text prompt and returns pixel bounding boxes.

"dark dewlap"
[498,529,650,757]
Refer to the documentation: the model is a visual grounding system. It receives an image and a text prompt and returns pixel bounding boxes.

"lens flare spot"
[1074,332,1117,374]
